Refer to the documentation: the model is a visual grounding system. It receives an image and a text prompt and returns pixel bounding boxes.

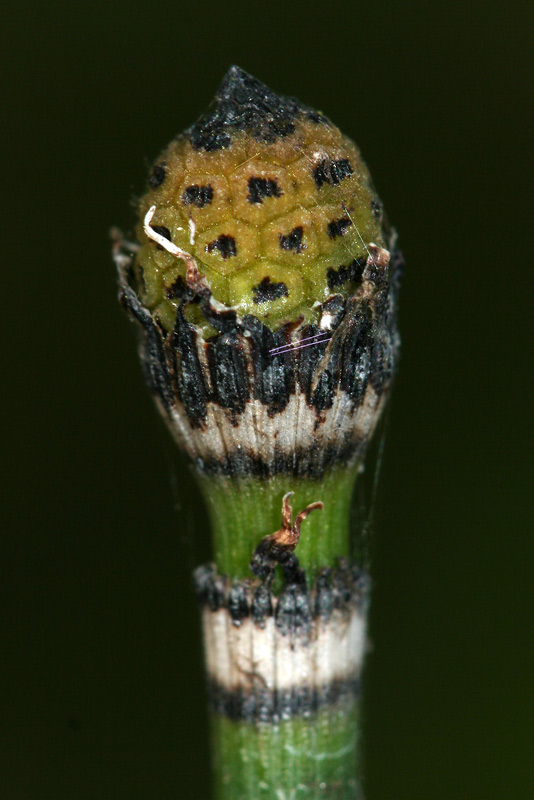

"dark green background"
[2,0,532,797]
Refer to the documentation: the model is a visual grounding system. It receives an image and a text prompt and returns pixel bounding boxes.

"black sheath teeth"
[119,222,401,478]
[192,559,369,631]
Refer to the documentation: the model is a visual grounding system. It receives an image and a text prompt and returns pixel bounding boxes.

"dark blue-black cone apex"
[186,66,328,152]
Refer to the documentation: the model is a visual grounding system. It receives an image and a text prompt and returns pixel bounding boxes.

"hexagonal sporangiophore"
[230,160,296,226]
[261,208,319,264]
[194,220,261,276]
[178,173,233,231]
[227,259,307,322]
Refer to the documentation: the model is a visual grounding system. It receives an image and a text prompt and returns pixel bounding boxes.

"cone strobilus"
[114,66,403,800]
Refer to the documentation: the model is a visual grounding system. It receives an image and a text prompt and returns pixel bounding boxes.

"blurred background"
[1,0,533,797]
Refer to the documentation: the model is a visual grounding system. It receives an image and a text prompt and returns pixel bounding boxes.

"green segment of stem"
[198,466,364,798]
[197,465,359,581]
[211,702,362,800]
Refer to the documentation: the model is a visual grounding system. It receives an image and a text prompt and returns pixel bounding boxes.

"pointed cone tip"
[216,65,274,105]
[186,66,323,152]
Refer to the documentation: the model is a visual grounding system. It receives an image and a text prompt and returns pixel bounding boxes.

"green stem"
[198,465,359,581]
[196,465,365,800]
[211,703,362,800]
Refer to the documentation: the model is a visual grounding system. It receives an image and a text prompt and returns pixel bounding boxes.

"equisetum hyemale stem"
[115,66,403,800]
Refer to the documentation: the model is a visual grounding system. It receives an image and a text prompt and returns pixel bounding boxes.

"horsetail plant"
[114,66,403,800]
